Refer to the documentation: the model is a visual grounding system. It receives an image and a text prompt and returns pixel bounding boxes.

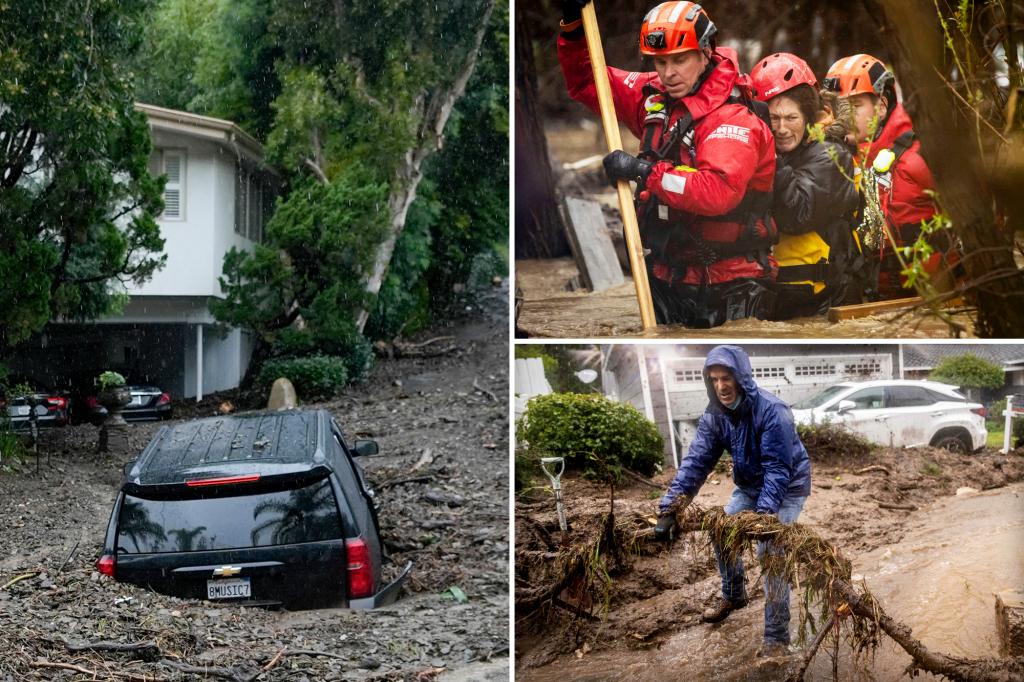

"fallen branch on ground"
[30,660,159,682]
[518,497,1023,681]
[473,378,497,402]
[65,640,161,661]
[855,465,892,475]
[1,572,39,590]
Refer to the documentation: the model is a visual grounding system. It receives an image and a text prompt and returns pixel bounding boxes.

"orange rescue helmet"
[749,52,817,102]
[823,54,894,98]
[639,2,717,57]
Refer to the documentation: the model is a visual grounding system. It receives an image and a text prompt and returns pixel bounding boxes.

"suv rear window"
[117,477,343,554]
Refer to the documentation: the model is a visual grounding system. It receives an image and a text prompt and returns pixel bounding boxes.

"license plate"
[15,406,30,416]
[207,578,251,600]
[130,397,144,407]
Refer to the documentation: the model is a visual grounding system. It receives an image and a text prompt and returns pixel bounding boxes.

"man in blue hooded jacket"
[655,345,812,657]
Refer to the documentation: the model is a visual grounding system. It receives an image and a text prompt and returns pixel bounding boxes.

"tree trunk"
[864,0,1024,337]
[515,8,570,259]
[356,0,496,333]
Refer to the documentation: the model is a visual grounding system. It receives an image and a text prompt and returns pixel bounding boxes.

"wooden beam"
[827,296,964,322]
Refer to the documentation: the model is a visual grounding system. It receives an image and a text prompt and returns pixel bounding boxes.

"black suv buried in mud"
[97,410,411,608]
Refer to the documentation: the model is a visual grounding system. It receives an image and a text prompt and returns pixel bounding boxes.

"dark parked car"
[1,376,69,430]
[84,385,173,424]
[97,410,410,608]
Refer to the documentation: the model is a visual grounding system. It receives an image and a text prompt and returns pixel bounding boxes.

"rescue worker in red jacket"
[824,54,957,300]
[749,53,861,318]
[558,0,777,328]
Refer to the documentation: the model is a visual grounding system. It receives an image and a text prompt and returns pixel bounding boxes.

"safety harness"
[635,83,776,282]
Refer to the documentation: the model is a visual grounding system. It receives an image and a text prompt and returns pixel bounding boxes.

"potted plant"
[96,371,131,453]
[96,371,130,411]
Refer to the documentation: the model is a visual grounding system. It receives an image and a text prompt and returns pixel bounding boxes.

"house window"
[235,165,249,236]
[235,163,270,242]
[153,150,185,220]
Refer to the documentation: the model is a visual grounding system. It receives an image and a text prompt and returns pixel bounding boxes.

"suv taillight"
[46,396,67,410]
[97,554,116,578]
[971,407,988,418]
[157,392,171,406]
[345,538,374,599]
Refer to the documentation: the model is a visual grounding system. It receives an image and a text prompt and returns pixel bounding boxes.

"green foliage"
[514,447,544,493]
[0,427,29,471]
[211,169,387,380]
[928,353,1004,389]
[987,398,1024,446]
[517,393,664,480]
[0,0,166,356]
[920,460,944,477]
[98,371,127,392]
[257,355,349,400]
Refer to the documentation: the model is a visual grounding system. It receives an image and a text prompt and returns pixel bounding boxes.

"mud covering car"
[96,410,411,608]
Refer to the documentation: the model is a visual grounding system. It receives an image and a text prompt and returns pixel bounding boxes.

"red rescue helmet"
[823,54,894,98]
[749,52,817,103]
[639,2,717,57]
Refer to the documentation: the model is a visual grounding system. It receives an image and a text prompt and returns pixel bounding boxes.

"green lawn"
[987,429,1007,449]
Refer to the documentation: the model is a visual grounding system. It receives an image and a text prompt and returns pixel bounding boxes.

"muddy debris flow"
[515,445,1024,681]
[0,283,509,681]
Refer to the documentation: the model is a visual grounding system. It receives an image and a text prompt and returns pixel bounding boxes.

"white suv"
[791,380,987,453]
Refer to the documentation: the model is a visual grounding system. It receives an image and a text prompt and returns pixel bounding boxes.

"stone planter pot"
[97,386,131,453]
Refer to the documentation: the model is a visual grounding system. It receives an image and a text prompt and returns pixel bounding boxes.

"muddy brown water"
[516,259,976,339]
[519,483,1024,681]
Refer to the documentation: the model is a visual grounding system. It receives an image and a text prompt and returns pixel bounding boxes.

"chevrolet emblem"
[212,566,242,577]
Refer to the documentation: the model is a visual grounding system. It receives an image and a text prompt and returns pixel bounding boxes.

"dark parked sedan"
[1,376,68,430]
[97,410,410,608]
[84,385,173,424]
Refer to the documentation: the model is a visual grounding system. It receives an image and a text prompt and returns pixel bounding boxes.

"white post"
[659,356,679,469]
[637,347,655,423]
[196,324,204,402]
[1002,395,1014,454]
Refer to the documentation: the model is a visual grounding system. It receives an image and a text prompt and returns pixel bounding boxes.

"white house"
[12,104,278,400]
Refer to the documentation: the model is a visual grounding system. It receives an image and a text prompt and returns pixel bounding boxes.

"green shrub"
[929,354,1004,390]
[516,393,663,480]
[0,426,29,471]
[988,398,1024,447]
[257,355,349,400]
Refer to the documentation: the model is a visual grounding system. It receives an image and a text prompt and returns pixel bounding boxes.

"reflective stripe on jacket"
[558,35,777,286]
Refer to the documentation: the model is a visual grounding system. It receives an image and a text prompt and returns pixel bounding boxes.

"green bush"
[516,393,663,480]
[988,398,1024,447]
[929,354,1004,389]
[257,355,349,400]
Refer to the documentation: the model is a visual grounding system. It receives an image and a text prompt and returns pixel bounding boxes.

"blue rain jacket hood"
[660,345,811,514]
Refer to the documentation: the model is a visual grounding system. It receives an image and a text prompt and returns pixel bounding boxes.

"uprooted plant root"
[516,496,1024,682]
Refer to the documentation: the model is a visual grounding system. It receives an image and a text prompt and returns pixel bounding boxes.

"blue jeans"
[713,488,807,646]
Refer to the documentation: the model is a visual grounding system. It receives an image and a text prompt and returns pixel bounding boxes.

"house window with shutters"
[154,150,185,220]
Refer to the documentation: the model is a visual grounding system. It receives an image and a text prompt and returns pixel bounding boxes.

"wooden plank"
[826,296,969,322]
[828,297,925,322]
[562,196,624,293]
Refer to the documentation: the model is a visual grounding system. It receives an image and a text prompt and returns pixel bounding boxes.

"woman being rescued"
[749,53,862,319]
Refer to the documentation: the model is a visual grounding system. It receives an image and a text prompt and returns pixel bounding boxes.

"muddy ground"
[0,284,509,681]
[514,443,1024,680]
[515,121,978,339]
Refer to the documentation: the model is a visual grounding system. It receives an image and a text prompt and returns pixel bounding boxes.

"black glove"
[653,513,677,542]
[603,150,652,188]
[561,0,590,24]
[774,164,794,188]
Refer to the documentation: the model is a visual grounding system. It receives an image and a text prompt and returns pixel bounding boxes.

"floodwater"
[520,484,1024,681]
[515,259,976,339]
